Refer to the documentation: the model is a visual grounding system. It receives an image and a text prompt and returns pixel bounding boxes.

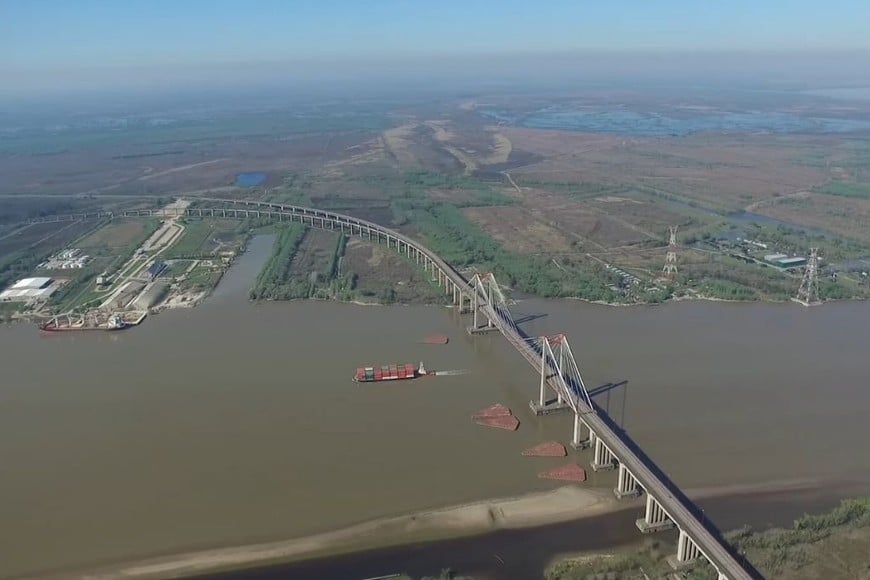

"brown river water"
[1,235,870,578]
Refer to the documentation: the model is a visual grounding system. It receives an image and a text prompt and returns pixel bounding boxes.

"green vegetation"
[329,234,347,280]
[732,497,870,576]
[266,174,314,205]
[180,263,224,292]
[513,177,626,198]
[548,498,870,580]
[0,301,20,322]
[249,224,308,300]
[815,181,870,199]
[50,270,102,313]
[163,218,249,259]
[410,203,617,301]
[164,220,219,259]
[100,219,161,276]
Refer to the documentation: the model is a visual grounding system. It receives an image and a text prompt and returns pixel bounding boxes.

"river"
[1,235,869,578]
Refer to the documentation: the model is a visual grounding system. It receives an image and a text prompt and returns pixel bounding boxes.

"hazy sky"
[2,0,870,97]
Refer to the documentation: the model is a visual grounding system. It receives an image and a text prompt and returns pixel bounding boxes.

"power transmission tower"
[794,248,821,306]
[662,225,678,279]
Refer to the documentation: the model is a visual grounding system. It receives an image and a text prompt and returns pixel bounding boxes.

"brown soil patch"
[755,193,870,243]
[463,206,573,253]
[382,123,420,167]
[512,133,829,211]
[498,127,623,159]
[342,238,442,303]
[77,219,153,250]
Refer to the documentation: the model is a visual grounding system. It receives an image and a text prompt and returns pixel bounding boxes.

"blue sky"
[3,0,870,70]
[2,0,870,98]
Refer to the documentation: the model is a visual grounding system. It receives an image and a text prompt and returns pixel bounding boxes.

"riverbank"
[65,478,842,580]
[74,487,618,580]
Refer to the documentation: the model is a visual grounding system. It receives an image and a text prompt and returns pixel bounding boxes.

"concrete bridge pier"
[591,436,616,471]
[667,529,704,570]
[570,412,592,449]
[636,494,675,533]
[529,349,573,415]
[613,462,641,499]
[467,285,498,334]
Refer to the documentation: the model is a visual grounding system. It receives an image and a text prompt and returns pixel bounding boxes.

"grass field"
[547,498,870,580]
[77,219,156,251]
[164,218,245,258]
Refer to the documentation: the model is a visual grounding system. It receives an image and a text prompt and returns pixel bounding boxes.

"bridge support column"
[570,412,591,448]
[636,494,675,533]
[529,344,572,415]
[667,529,703,570]
[591,437,616,471]
[613,462,641,499]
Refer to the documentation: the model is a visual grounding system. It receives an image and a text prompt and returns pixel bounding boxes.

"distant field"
[163,218,244,258]
[756,193,870,244]
[816,180,870,199]
[0,117,389,196]
[77,219,157,254]
[5,91,870,307]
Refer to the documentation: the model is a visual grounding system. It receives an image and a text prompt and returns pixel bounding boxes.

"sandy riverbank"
[46,477,845,580]
[71,486,617,580]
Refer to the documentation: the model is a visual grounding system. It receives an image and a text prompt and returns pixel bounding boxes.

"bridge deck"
[481,303,753,579]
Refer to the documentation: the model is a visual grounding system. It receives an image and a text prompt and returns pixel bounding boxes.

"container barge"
[354,362,427,383]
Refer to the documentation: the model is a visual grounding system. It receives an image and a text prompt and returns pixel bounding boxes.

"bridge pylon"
[466,273,508,334]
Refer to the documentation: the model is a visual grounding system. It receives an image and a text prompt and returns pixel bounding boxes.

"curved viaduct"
[26,200,757,579]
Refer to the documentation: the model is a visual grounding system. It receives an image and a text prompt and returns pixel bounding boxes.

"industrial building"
[145,261,167,281]
[0,277,56,301]
[38,249,90,270]
[764,254,807,269]
[132,282,169,310]
[776,256,807,269]
[112,281,146,309]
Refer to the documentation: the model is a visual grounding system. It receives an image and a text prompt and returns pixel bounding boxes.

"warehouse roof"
[10,277,53,290]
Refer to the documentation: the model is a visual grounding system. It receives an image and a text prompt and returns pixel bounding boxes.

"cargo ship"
[39,314,128,332]
[354,361,427,383]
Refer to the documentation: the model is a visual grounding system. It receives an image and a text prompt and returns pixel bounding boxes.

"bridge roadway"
[479,301,753,579]
[27,199,756,579]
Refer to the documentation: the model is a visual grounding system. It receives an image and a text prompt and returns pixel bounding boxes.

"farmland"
[3,88,870,310]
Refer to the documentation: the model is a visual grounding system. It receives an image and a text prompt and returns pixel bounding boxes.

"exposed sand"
[74,486,617,580]
[50,477,839,580]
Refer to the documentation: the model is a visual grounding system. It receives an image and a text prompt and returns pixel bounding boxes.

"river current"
[1,235,869,578]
